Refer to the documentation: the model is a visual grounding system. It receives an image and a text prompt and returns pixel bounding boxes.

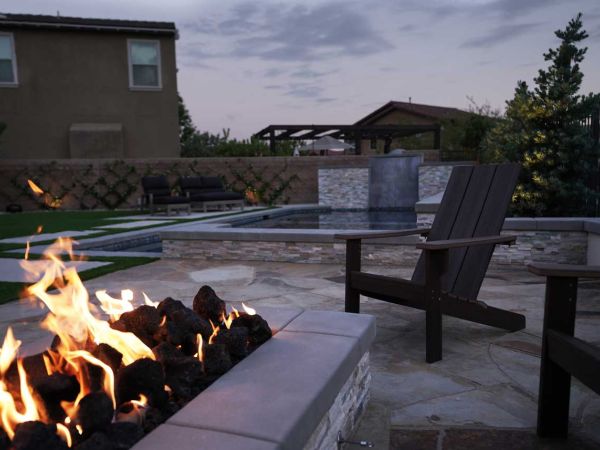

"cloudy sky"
[4,0,600,138]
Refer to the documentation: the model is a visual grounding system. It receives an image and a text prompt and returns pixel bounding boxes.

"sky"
[3,0,600,138]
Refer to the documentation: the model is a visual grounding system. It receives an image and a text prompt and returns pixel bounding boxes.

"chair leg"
[424,248,448,363]
[426,307,442,363]
[345,239,361,313]
[537,276,578,438]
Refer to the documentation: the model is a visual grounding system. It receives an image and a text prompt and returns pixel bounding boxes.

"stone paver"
[4,259,600,448]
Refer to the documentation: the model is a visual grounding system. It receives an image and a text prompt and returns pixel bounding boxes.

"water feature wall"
[368,152,422,209]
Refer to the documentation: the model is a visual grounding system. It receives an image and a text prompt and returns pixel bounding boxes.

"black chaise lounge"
[335,163,526,363]
[528,262,600,439]
[141,176,190,216]
[179,176,244,212]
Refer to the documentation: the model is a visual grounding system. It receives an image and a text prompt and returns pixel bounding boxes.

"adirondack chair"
[528,262,600,439]
[335,163,526,363]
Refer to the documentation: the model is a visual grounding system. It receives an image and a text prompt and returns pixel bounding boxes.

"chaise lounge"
[179,176,244,212]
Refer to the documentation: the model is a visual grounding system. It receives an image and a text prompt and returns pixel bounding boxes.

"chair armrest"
[416,234,516,250]
[528,263,600,278]
[334,227,431,240]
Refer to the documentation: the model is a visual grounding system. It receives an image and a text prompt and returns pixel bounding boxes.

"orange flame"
[143,292,159,308]
[27,179,44,196]
[56,423,72,447]
[196,334,204,363]
[22,238,154,366]
[208,320,219,345]
[242,302,256,316]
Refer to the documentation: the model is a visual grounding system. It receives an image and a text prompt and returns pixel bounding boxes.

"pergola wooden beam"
[253,124,441,155]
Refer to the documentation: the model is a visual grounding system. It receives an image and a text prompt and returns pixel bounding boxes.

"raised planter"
[132,308,376,450]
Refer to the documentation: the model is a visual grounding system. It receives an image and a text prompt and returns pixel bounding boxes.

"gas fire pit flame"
[0,236,271,449]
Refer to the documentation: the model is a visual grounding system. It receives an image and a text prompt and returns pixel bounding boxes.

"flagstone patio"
[2,259,599,449]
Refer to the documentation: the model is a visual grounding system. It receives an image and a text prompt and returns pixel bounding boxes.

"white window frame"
[0,32,18,87]
[127,39,162,90]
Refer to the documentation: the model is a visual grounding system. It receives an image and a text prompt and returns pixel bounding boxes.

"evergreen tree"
[481,13,600,216]
[178,94,198,156]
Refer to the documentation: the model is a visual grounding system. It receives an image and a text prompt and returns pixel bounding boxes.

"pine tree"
[481,13,600,216]
[178,94,198,156]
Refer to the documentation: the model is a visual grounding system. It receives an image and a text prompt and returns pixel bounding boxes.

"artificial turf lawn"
[0,256,159,305]
[0,210,144,239]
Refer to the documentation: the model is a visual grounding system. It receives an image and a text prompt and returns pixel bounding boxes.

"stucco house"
[355,101,471,155]
[0,13,180,159]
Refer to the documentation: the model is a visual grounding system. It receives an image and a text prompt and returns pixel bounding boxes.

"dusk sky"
[4,0,600,138]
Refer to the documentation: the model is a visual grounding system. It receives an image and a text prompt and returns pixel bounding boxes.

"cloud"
[284,83,323,98]
[181,1,393,63]
[461,22,541,48]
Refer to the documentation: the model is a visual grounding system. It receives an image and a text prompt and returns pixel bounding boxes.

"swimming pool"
[232,209,416,230]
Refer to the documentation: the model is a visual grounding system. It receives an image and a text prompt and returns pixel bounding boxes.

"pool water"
[234,210,416,230]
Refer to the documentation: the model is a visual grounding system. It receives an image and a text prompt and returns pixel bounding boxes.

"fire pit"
[0,238,375,449]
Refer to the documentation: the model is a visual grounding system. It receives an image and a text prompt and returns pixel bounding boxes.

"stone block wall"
[318,168,369,208]
[418,163,471,199]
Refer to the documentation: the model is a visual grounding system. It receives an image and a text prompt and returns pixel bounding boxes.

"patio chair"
[335,163,526,363]
[179,176,244,212]
[528,262,600,439]
[141,175,190,216]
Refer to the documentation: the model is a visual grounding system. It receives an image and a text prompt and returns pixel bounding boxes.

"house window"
[0,33,18,86]
[370,139,377,150]
[128,40,161,89]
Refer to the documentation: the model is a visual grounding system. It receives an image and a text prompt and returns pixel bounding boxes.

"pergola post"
[269,129,275,154]
[434,126,441,149]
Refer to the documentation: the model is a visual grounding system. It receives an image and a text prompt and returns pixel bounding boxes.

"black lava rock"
[232,313,272,347]
[193,286,226,324]
[115,358,168,408]
[75,392,114,437]
[214,327,248,360]
[164,357,204,399]
[92,343,123,374]
[11,421,68,450]
[106,422,144,450]
[203,343,232,376]
[74,432,114,450]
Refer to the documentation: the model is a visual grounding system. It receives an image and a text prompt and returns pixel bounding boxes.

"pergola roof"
[253,123,440,141]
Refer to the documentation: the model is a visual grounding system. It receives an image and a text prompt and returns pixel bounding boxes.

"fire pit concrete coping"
[133,308,376,450]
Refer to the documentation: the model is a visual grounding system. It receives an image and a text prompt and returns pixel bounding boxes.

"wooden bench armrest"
[528,263,600,278]
[334,227,431,240]
[416,234,516,251]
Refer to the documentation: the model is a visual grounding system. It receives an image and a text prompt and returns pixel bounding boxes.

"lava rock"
[157,297,186,319]
[116,358,168,408]
[203,343,232,376]
[232,313,272,347]
[76,392,114,437]
[164,357,204,399]
[106,422,144,450]
[214,327,248,360]
[73,432,114,450]
[152,342,185,366]
[193,286,226,324]
[11,421,68,450]
[0,428,9,450]
[111,305,161,348]
[31,373,79,423]
[142,407,163,434]
[170,308,212,342]
[93,343,123,374]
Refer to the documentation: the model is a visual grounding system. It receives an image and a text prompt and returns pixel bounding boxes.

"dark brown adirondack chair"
[336,163,526,363]
[528,263,600,439]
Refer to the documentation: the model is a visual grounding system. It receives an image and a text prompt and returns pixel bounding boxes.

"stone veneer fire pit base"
[132,308,375,450]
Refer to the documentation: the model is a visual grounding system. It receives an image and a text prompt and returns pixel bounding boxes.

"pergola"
[253,124,441,155]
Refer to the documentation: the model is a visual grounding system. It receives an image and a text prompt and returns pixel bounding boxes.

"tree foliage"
[481,13,600,216]
[177,94,297,157]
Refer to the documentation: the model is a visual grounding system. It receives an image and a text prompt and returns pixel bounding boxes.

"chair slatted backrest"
[411,163,520,300]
